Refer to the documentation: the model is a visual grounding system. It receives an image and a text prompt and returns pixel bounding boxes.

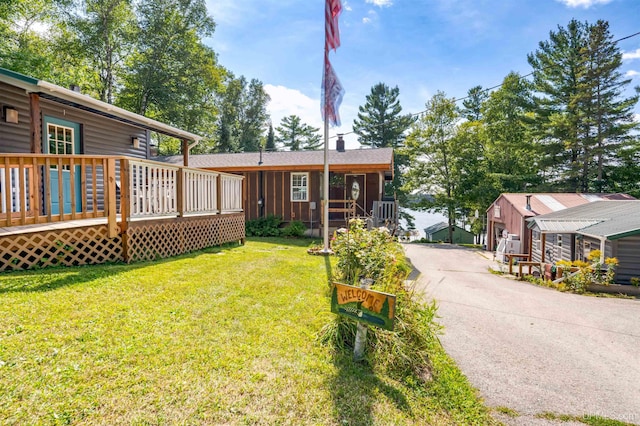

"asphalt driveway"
[403,243,640,426]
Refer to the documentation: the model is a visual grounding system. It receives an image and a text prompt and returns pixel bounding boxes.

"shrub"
[245,215,282,237]
[319,218,442,380]
[556,253,619,293]
[281,220,306,238]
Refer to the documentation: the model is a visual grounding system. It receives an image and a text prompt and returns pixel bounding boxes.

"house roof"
[158,147,395,172]
[527,200,640,240]
[0,67,202,142]
[493,192,635,217]
[423,222,472,235]
[424,222,449,235]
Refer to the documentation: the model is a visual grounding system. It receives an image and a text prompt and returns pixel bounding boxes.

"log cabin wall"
[0,81,33,153]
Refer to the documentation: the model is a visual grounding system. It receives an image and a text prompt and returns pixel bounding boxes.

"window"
[291,172,309,202]
[494,205,501,218]
[47,123,75,170]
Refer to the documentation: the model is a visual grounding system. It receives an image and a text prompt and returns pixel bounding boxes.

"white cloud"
[634,113,640,123]
[343,0,353,12]
[555,0,612,7]
[625,70,639,78]
[622,49,640,61]
[362,10,377,25]
[265,85,322,131]
[264,84,360,149]
[365,0,393,7]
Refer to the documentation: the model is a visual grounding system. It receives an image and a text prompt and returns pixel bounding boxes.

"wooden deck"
[0,154,245,271]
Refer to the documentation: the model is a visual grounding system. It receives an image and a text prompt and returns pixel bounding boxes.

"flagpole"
[322,0,343,253]
[323,110,330,252]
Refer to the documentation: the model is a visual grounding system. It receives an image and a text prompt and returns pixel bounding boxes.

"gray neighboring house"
[527,200,640,284]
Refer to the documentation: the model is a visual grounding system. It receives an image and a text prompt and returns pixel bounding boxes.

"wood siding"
[612,235,640,284]
[242,170,382,228]
[39,99,148,158]
[0,82,32,153]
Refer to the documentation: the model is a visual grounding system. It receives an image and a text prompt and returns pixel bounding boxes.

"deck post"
[29,94,42,154]
[177,167,184,216]
[120,158,131,261]
[106,158,118,238]
[216,173,223,214]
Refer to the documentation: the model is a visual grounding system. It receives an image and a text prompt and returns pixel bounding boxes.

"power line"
[330,29,640,140]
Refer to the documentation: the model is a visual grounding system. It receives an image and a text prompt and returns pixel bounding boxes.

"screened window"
[291,172,309,202]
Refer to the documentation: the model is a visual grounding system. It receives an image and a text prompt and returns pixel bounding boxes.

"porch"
[0,154,244,271]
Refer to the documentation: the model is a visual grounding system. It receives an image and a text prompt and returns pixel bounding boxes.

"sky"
[205,0,640,150]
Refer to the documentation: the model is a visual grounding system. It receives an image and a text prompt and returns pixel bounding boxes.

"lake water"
[400,208,447,238]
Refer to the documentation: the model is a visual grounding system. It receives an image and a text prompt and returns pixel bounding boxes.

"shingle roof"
[159,147,394,171]
[527,200,640,239]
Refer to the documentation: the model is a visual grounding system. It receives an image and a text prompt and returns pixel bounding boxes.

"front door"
[44,116,82,215]
[345,174,366,216]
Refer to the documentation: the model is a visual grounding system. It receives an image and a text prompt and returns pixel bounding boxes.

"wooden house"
[423,222,474,244]
[527,200,640,285]
[486,193,635,256]
[0,67,244,271]
[160,145,398,234]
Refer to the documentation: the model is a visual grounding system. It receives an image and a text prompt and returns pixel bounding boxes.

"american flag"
[322,53,344,127]
[325,0,342,51]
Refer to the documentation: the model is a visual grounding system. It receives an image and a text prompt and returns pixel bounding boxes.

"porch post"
[29,94,42,154]
[541,233,546,263]
[106,158,118,238]
[120,158,131,262]
[182,139,189,167]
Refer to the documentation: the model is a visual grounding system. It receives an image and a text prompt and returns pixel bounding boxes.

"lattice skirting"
[0,225,123,271]
[0,214,245,271]
[124,213,245,262]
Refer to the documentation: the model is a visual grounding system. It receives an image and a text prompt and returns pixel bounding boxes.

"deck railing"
[372,200,398,228]
[0,154,244,235]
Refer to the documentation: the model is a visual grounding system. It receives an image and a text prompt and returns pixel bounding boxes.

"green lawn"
[0,238,495,425]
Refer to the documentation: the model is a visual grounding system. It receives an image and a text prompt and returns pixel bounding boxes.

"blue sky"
[206,0,640,149]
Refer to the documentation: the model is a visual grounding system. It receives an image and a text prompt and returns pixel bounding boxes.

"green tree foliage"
[352,82,414,148]
[66,0,135,104]
[482,72,539,194]
[528,19,638,192]
[461,85,488,122]
[215,75,270,152]
[352,83,415,217]
[275,115,321,151]
[265,122,277,152]
[404,92,463,243]
[0,0,64,78]
[117,0,224,138]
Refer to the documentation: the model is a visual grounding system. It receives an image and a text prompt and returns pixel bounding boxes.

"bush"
[555,252,619,293]
[245,215,282,237]
[319,218,442,379]
[281,220,306,237]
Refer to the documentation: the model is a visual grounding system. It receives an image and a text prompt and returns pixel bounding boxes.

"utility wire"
[330,29,640,140]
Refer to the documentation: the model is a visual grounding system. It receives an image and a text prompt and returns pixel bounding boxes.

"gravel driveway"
[403,243,640,426]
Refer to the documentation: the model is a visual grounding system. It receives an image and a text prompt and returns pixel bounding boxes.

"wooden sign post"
[330,280,396,361]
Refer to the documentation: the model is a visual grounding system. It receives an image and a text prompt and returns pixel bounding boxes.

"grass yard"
[0,238,495,425]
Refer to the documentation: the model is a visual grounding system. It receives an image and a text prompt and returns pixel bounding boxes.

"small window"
[494,205,501,218]
[291,172,309,202]
[557,235,563,248]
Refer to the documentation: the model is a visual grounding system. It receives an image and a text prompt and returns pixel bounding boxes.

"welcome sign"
[331,282,396,331]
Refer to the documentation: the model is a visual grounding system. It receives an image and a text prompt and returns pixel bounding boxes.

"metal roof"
[0,67,202,142]
[495,193,635,217]
[527,200,640,239]
[159,147,394,171]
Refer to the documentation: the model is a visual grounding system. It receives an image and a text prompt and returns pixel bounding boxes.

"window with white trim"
[291,172,309,202]
[47,123,75,170]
